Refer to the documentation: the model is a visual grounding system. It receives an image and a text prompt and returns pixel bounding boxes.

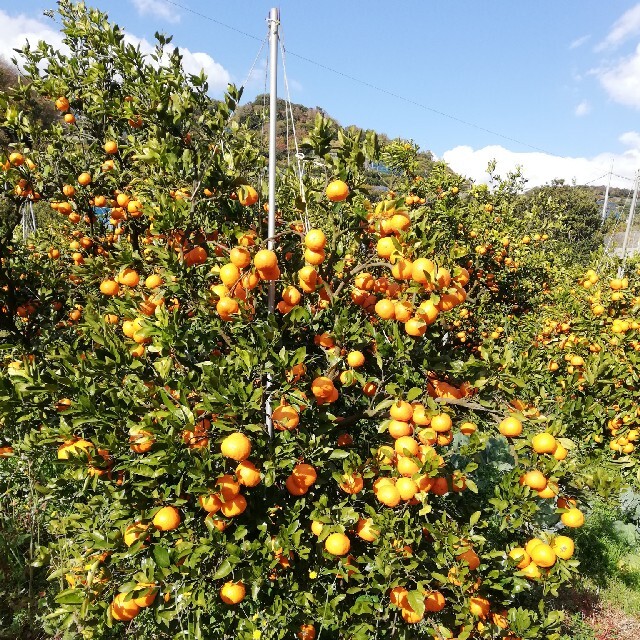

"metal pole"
[265,8,279,439]
[618,169,639,278]
[601,161,612,222]
[267,7,279,295]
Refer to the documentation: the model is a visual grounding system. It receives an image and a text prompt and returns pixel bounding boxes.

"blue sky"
[3,0,640,187]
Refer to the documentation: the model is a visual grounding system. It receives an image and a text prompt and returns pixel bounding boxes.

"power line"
[161,0,566,156]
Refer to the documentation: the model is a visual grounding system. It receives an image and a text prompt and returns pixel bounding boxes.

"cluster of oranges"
[498,415,584,529]
[508,535,575,581]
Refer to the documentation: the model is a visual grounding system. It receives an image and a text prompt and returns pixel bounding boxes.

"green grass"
[573,499,640,618]
[557,496,640,639]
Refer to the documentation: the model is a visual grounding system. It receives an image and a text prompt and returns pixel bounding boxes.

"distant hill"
[234,95,436,187]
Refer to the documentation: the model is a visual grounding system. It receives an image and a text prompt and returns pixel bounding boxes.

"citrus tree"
[0,3,603,639]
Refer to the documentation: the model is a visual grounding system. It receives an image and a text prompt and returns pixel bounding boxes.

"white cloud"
[442,131,640,189]
[596,3,640,51]
[131,0,180,24]
[0,9,230,96]
[570,34,590,50]
[594,43,640,108]
[575,100,591,116]
[0,9,67,65]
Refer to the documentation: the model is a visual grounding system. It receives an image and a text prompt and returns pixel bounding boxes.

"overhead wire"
[279,33,309,231]
[160,0,575,158]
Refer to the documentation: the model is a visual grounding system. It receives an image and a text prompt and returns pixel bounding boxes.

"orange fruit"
[152,506,181,531]
[236,460,261,487]
[375,298,396,320]
[525,538,544,555]
[394,436,419,457]
[431,413,452,433]
[272,404,300,430]
[388,420,413,439]
[460,421,477,435]
[123,522,149,547]
[216,474,240,501]
[292,463,317,488]
[304,248,325,265]
[395,477,418,500]
[254,249,278,271]
[561,508,585,528]
[391,257,413,281]
[530,542,556,568]
[145,274,163,289]
[184,246,207,266]
[220,494,247,517]
[390,400,413,422]
[552,535,575,559]
[238,185,258,206]
[396,455,420,477]
[356,518,379,542]
[77,172,91,186]
[282,286,302,306]
[304,229,327,251]
[520,562,541,579]
[411,404,430,426]
[417,301,439,327]
[376,483,401,507]
[220,263,241,287]
[405,317,427,337]
[129,429,154,453]
[457,548,480,570]
[376,445,395,465]
[377,236,397,259]
[132,583,158,608]
[324,532,350,555]
[199,494,222,513]
[424,590,445,612]
[531,433,557,454]
[469,596,490,618]
[537,484,558,499]
[411,258,436,284]
[220,581,246,604]
[104,140,118,154]
[119,268,140,287]
[286,475,308,495]
[230,247,251,268]
[220,432,251,461]
[520,470,547,491]
[430,477,449,495]
[326,180,349,202]
[338,473,364,494]
[55,96,70,111]
[100,280,120,296]
[311,376,335,400]
[401,606,423,624]
[499,416,522,437]
[347,350,365,368]
[389,586,409,607]
[111,593,140,622]
[553,443,568,460]
[311,521,324,536]
[216,297,239,319]
[508,547,530,569]
[297,624,316,640]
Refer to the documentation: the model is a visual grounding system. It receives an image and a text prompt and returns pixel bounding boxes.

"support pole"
[265,8,279,439]
[618,169,639,278]
[601,161,612,222]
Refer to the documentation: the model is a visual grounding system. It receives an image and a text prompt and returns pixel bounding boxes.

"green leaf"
[212,559,233,579]
[153,545,170,568]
